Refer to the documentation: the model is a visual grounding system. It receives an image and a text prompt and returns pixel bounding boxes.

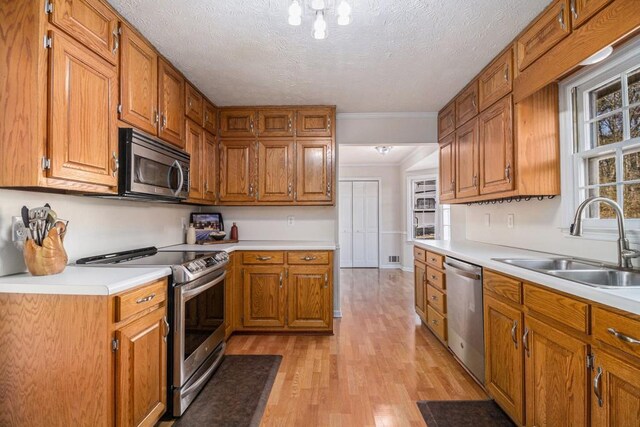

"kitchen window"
[561,38,640,240]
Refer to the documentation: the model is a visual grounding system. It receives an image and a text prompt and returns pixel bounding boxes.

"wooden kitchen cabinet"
[516,0,571,72]
[48,29,119,189]
[296,108,333,137]
[483,295,524,425]
[219,109,256,138]
[186,119,204,200]
[570,0,613,29]
[242,266,287,328]
[185,82,204,124]
[455,81,479,126]
[455,118,480,199]
[287,265,332,329]
[296,139,333,203]
[439,133,456,202]
[115,306,167,427]
[479,95,514,195]
[203,132,218,202]
[219,139,256,203]
[479,48,513,111]
[257,140,295,202]
[258,109,295,137]
[48,0,120,64]
[414,261,427,322]
[158,58,185,148]
[119,24,159,135]
[438,101,456,139]
[203,101,218,134]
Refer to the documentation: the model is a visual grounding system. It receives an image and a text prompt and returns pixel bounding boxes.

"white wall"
[0,189,193,277]
[337,113,438,145]
[339,165,403,268]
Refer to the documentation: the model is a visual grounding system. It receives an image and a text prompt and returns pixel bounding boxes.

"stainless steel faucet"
[570,196,640,269]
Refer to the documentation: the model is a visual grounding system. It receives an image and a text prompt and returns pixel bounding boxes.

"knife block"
[23,226,68,276]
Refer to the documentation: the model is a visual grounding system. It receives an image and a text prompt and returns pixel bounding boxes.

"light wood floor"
[227,268,486,426]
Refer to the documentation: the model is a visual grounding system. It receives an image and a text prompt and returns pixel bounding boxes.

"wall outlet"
[12,216,27,242]
[507,213,515,229]
[287,216,295,226]
[484,213,491,228]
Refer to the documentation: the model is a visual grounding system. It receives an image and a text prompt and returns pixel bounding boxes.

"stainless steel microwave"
[118,128,190,201]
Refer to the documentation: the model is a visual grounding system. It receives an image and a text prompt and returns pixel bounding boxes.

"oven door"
[173,270,226,389]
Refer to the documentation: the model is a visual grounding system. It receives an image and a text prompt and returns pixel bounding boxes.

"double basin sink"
[494,258,640,288]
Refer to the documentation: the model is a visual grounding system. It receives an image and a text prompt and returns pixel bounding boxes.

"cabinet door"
[296,108,333,137]
[479,95,514,195]
[455,81,479,127]
[219,109,256,138]
[158,59,185,148]
[258,140,295,202]
[115,307,167,427]
[414,261,426,321]
[517,0,571,71]
[296,139,333,202]
[219,140,256,202]
[119,24,158,135]
[591,350,640,427]
[203,101,217,134]
[438,102,456,139]
[439,133,456,201]
[186,119,204,200]
[484,296,524,425]
[571,0,612,29]
[287,266,332,329]
[479,48,513,111]
[455,118,480,199]
[258,109,295,137]
[185,82,203,124]
[49,0,119,64]
[203,132,217,202]
[524,315,589,427]
[48,30,118,189]
[242,266,286,328]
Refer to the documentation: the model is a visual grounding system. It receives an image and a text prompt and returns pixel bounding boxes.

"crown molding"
[336,112,437,120]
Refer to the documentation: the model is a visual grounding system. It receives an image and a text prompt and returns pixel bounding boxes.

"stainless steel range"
[76,247,229,416]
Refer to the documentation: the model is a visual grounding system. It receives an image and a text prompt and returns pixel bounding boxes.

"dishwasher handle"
[443,262,481,280]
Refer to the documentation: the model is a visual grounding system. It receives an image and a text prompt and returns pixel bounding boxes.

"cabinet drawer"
[115,279,167,322]
[524,283,589,333]
[483,270,522,305]
[428,306,447,342]
[427,285,446,315]
[287,251,330,265]
[426,267,445,290]
[242,251,285,264]
[426,251,444,270]
[414,247,426,263]
[593,307,640,359]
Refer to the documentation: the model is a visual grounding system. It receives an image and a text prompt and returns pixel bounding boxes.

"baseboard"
[379,264,402,269]
[333,310,343,318]
[401,266,414,273]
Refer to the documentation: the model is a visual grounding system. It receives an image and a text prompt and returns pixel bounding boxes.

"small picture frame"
[190,212,224,241]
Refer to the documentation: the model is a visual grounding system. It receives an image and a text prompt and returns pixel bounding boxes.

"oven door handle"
[181,344,226,397]
[169,160,185,197]
[181,271,226,300]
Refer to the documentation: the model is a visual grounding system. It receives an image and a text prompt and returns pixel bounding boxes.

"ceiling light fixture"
[288,0,352,39]
[375,146,393,156]
[579,46,614,66]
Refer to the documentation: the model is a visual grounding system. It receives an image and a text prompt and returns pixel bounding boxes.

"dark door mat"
[174,355,282,427]
[417,400,516,427]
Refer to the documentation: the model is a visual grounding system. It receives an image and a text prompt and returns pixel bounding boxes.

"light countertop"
[414,240,640,315]
[0,266,171,296]
[161,240,337,252]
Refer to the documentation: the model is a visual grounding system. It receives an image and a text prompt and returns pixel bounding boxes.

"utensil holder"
[23,225,68,276]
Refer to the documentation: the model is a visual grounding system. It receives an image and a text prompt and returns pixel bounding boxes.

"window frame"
[560,37,640,243]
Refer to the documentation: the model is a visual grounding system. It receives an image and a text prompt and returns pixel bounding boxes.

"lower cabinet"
[591,350,640,427]
[414,260,427,322]
[242,265,287,328]
[287,265,332,329]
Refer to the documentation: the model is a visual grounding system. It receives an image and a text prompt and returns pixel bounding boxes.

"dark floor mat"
[174,355,282,427]
[417,400,515,427]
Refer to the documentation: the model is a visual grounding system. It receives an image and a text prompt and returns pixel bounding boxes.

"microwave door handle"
[169,160,184,196]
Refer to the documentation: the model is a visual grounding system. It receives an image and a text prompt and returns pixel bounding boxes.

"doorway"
[339,180,379,268]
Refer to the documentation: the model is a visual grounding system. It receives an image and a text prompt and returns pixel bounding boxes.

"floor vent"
[388,256,400,263]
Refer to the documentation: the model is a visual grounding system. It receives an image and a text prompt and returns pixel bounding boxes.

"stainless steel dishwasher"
[444,256,484,383]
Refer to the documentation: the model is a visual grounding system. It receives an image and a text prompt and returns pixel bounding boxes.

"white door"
[348,180,379,268]
[339,181,353,268]
[352,181,366,267]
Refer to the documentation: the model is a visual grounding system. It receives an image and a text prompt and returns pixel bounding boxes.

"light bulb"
[288,15,302,26]
[288,0,302,17]
[311,0,326,10]
[337,14,350,25]
[337,0,351,17]
[314,11,327,32]
[313,29,327,40]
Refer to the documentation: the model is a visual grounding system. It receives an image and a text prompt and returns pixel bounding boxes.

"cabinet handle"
[505,163,511,183]
[154,110,159,125]
[324,273,329,289]
[432,319,438,326]
[288,117,293,133]
[431,295,438,301]
[430,274,437,280]
[558,4,566,31]
[607,327,640,345]
[471,98,477,109]
[204,180,208,192]
[473,174,478,187]
[326,117,331,131]
[422,272,426,284]
[511,320,518,348]
[570,0,578,19]
[256,256,272,261]
[593,366,603,407]
[288,183,293,196]
[327,182,331,197]
[450,180,455,191]
[136,293,155,304]
[249,183,254,196]
[522,327,530,357]
[163,316,170,340]
[279,272,283,288]
[112,26,120,54]
[448,116,454,126]
[301,256,317,261]
[161,114,167,130]
[250,118,254,133]
[205,112,209,122]
[112,152,119,177]
[504,66,509,82]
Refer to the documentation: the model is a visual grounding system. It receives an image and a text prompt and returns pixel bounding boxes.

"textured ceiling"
[340,145,421,165]
[108,0,550,112]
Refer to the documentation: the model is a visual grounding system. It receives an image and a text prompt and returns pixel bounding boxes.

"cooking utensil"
[21,206,32,240]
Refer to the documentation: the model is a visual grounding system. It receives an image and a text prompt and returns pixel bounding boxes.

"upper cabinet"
[220,109,256,138]
[203,101,218,135]
[48,0,120,64]
[296,108,333,138]
[479,48,513,111]
[438,102,456,139]
[257,140,295,202]
[258,109,295,138]
[570,0,613,29]
[439,134,456,202]
[219,139,256,203]
[119,24,158,135]
[185,83,204,124]
[455,118,480,199]
[158,59,185,148]
[479,96,514,195]
[455,81,479,126]
[203,132,218,202]
[296,139,332,202]
[186,119,204,201]
[516,0,571,72]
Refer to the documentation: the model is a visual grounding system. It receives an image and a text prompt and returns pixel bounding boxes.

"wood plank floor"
[226,268,486,426]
